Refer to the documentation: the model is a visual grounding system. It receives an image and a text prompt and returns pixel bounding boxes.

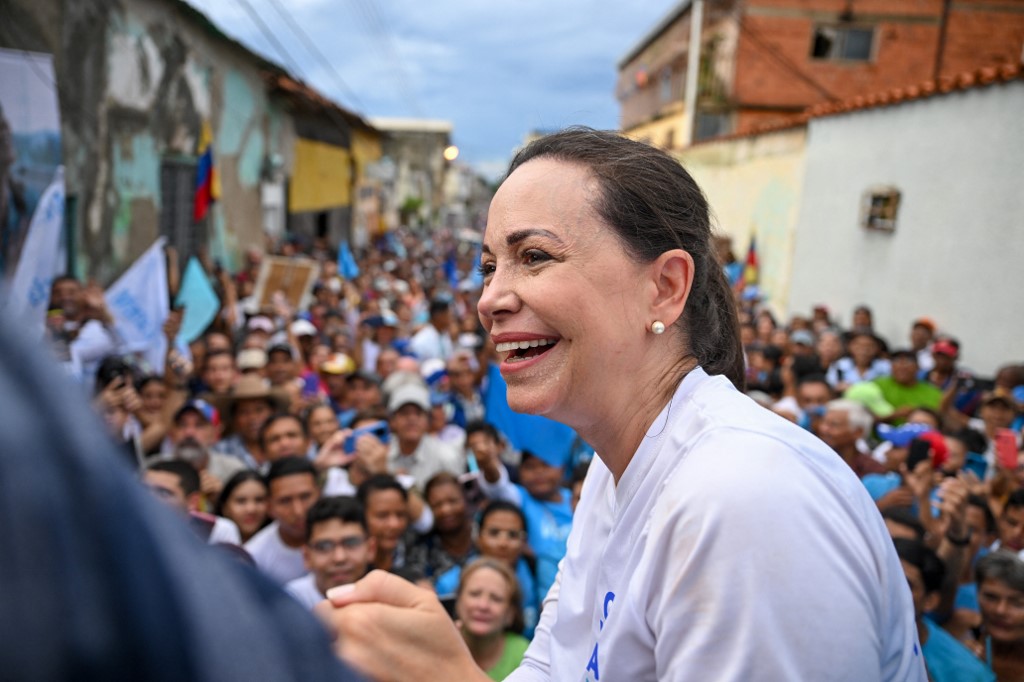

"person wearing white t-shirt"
[286,496,375,610]
[315,130,924,680]
[245,456,320,585]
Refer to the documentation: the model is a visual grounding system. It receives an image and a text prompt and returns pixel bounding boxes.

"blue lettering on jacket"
[584,591,616,680]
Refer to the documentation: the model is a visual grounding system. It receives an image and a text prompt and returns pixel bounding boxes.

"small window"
[660,68,672,103]
[861,186,900,231]
[811,26,874,61]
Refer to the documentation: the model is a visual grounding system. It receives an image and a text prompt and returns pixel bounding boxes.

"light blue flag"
[5,166,65,339]
[338,241,361,280]
[105,238,169,373]
[174,257,220,345]
[483,362,578,469]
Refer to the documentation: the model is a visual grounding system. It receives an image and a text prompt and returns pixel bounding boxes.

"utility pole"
[682,0,705,146]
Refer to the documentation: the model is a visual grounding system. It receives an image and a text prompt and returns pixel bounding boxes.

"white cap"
[387,382,431,413]
[290,319,318,337]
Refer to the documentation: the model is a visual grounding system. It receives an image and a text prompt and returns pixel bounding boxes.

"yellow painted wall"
[676,127,807,315]
[623,106,687,150]
[351,128,382,180]
[289,138,352,213]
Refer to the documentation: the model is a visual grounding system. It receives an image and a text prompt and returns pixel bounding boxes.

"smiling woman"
[317,128,925,682]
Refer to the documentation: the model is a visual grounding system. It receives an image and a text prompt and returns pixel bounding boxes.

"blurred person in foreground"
[0,314,359,680]
[314,128,924,680]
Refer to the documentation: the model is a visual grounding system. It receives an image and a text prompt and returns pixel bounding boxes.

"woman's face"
[478,158,650,419]
[308,406,340,446]
[427,482,467,534]
[139,381,167,414]
[456,567,513,639]
[365,489,409,554]
[478,510,525,566]
[224,480,268,540]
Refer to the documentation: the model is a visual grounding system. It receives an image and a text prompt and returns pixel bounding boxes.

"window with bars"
[861,186,901,231]
[159,158,204,270]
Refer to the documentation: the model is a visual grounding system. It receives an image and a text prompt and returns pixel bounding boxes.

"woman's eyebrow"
[482,228,563,255]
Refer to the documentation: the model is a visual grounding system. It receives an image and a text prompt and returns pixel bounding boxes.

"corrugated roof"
[696,61,1023,145]
[266,73,375,132]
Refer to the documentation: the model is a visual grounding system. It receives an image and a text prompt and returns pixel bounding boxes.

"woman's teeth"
[495,338,557,353]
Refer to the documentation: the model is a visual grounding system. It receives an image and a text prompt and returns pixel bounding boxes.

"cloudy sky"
[184,0,681,179]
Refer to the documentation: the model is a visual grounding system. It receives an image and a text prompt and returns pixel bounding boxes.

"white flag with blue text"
[105,238,169,373]
[5,166,65,337]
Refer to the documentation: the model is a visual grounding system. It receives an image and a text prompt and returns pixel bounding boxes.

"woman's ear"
[648,248,694,328]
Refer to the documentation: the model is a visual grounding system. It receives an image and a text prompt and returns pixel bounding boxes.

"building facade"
[619,0,1024,148]
[0,0,378,282]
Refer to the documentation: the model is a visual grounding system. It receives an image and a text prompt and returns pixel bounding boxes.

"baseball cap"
[173,399,221,427]
[237,348,268,371]
[981,391,1018,412]
[843,382,895,419]
[790,329,815,347]
[387,383,431,413]
[246,316,275,334]
[912,318,937,333]
[289,319,318,337]
[266,342,298,360]
[932,340,959,358]
[320,353,356,375]
[876,422,934,448]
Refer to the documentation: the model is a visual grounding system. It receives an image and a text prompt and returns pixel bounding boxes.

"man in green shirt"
[874,349,943,424]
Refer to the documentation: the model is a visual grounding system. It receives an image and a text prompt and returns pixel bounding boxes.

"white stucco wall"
[787,80,1024,376]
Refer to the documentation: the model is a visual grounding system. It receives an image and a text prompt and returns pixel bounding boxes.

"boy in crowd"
[893,538,994,681]
[285,496,375,610]
[144,460,241,545]
[244,456,320,585]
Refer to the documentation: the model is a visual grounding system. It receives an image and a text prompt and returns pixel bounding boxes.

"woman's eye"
[523,249,550,265]
[477,261,496,277]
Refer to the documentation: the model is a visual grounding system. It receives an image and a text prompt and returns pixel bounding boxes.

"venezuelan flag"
[743,235,759,286]
[193,122,220,222]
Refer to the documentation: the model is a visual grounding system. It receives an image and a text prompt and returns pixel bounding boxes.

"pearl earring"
[651,320,665,335]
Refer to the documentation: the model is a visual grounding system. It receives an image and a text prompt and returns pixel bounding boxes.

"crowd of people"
[39,208,1023,679]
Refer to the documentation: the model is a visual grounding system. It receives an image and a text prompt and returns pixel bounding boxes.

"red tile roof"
[696,62,1022,145]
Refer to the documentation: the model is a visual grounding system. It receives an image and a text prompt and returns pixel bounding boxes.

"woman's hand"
[314,571,488,682]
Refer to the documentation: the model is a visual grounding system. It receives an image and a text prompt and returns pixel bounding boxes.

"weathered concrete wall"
[0,0,295,282]
[678,127,808,316]
[788,81,1024,375]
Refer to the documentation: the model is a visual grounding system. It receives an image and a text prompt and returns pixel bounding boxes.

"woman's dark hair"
[479,500,527,533]
[357,473,409,507]
[214,470,268,517]
[506,127,744,388]
[423,471,463,504]
[95,355,139,395]
[135,373,164,393]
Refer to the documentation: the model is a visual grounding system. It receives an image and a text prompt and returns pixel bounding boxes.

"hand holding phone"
[995,428,1019,471]
[344,420,390,454]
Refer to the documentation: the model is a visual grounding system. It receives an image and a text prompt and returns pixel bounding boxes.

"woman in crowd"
[214,470,268,544]
[287,128,923,679]
[305,403,341,450]
[356,474,413,573]
[434,500,539,639]
[455,558,530,681]
[407,472,475,581]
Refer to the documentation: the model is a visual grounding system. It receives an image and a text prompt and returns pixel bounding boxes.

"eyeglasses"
[309,536,367,554]
[482,528,526,541]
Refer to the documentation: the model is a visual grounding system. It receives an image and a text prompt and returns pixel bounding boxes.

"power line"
[261,0,367,113]
[347,0,423,116]
[736,11,839,102]
[233,0,306,79]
